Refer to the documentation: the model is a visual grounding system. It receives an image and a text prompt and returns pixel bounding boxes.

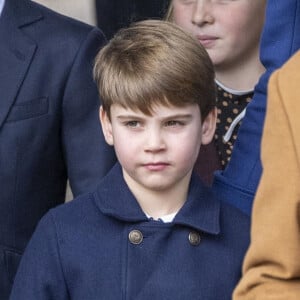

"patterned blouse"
[214,81,253,168]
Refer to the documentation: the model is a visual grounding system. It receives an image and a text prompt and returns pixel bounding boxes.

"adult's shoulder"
[12,0,105,42]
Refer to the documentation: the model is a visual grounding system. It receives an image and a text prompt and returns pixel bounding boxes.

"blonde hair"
[94,20,215,121]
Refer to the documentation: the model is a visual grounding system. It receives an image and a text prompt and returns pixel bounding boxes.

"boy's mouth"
[143,162,170,171]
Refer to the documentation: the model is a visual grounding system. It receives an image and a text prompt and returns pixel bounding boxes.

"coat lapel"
[0,0,42,130]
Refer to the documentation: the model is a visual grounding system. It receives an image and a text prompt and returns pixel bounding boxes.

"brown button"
[128,230,143,245]
[189,231,201,246]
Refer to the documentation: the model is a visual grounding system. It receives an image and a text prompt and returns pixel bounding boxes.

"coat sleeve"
[10,212,68,299]
[61,27,116,196]
[233,52,300,299]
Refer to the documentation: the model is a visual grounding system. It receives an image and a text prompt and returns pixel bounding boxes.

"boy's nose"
[144,129,166,153]
[192,0,214,26]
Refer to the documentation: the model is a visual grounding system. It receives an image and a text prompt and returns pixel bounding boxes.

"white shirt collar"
[215,79,253,95]
[146,212,177,223]
[0,0,5,17]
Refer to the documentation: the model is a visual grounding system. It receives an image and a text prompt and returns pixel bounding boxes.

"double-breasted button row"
[128,230,201,246]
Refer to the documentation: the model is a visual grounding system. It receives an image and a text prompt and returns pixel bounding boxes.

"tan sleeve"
[233,52,300,300]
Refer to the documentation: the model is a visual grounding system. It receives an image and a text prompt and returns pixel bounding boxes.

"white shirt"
[0,0,5,17]
[146,212,177,223]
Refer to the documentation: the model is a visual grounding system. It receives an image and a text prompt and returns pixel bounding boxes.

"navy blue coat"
[212,0,300,215]
[11,164,250,300]
[0,0,116,297]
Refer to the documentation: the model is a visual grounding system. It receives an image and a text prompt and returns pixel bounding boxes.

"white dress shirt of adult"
[0,0,5,16]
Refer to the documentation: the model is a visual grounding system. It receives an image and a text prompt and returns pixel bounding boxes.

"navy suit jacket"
[95,0,170,39]
[0,0,116,297]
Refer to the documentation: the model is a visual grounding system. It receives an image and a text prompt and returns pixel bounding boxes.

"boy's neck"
[215,52,265,91]
[123,171,192,221]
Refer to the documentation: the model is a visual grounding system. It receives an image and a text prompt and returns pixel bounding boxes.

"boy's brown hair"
[94,20,215,122]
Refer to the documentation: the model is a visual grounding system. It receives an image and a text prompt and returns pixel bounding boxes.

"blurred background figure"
[213,0,300,215]
[0,1,115,297]
[166,0,266,185]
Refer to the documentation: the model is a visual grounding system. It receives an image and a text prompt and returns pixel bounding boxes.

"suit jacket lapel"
[0,0,42,130]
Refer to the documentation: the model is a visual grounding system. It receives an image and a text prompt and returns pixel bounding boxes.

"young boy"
[10,20,250,299]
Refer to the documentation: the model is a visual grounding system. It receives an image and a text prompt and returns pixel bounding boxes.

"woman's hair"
[94,19,215,121]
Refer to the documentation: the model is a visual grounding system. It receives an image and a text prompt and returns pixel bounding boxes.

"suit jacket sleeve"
[61,27,116,196]
[233,51,300,300]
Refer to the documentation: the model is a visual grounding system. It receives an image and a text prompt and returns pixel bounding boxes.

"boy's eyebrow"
[116,114,144,120]
[162,114,194,119]
[116,113,194,120]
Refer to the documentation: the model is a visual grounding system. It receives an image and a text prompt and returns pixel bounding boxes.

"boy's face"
[100,103,216,194]
[172,0,265,70]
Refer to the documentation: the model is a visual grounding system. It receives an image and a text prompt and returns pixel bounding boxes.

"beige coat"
[233,51,300,299]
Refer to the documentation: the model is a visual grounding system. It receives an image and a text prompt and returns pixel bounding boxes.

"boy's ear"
[99,106,114,146]
[201,107,217,145]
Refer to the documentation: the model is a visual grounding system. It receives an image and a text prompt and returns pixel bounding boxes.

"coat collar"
[94,163,221,235]
[0,0,42,130]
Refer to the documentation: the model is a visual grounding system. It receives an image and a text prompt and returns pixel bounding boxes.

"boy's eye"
[165,120,184,127]
[124,120,140,128]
